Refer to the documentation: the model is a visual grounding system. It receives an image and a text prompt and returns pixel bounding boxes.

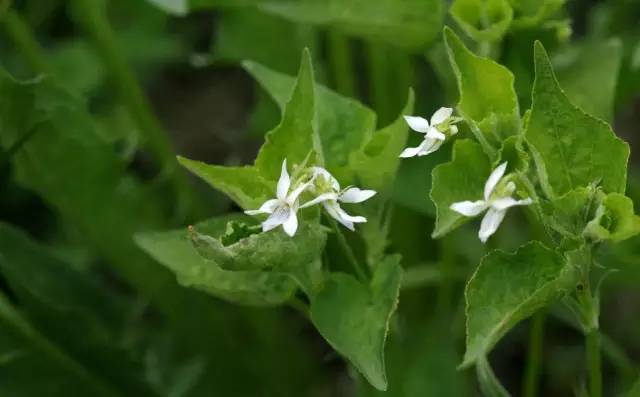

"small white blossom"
[449,162,532,243]
[300,167,376,231]
[400,107,459,158]
[245,159,310,237]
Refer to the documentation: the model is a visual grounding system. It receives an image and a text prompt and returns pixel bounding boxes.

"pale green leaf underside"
[525,42,629,197]
[444,27,520,146]
[431,139,491,238]
[463,241,578,367]
[585,193,640,243]
[311,255,402,391]
[135,216,297,306]
[350,90,414,193]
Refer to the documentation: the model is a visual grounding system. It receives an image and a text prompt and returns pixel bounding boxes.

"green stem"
[327,31,355,97]
[523,311,546,397]
[587,329,603,397]
[1,9,50,74]
[366,42,392,124]
[69,0,195,216]
[331,219,368,282]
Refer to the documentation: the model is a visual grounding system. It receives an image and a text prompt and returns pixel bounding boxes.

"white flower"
[300,167,376,231]
[400,107,459,158]
[449,162,532,243]
[245,159,310,237]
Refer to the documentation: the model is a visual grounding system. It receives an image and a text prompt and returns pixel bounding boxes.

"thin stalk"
[330,218,368,282]
[365,42,392,124]
[327,31,355,97]
[2,9,49,73]
[586,329,603,397]
[522,310,546,397]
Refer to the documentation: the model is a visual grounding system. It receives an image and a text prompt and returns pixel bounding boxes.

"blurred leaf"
[257,0,445,51]
[476,356,511,397]
[462,241,578,367]
[49,40,104,95]
[0,223,157,397]
[444,28,520,150]
[585,193,640,243]
[628,376,640,397]
[311,255,402,391]
[146,0,188,15]
[554,39,623,123]
[350,90,414,193]
[509,0,565,28]
[525,42,629,197]
[451,0,513,43]
[430,139,491,238]
[243,58,376,179]
[135,215,298,306]
[213,8,309,74]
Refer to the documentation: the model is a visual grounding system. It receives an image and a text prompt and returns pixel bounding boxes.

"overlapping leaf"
[310,255,402,391]
[462,242,578,367]
[525,42,629,197]
[451,0,513,43]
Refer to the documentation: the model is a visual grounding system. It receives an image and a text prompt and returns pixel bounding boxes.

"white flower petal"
[277,159,291,200]
[484,162,508,201]
[426,127,446,141]
[417,137,444,156]
[399,145,424,158]
[282,211,298,236]
[323,201,355,231]
[262,206,290,232]
[339,187,376,203]
[492,197,533,210]
[450,200,488,217]
[299,192,338,209]
[403,115,430,133]
[244,198,280,215]
[287,181,312,205]
[430,107,453,126]
[478,208,507,243]
[450,125,459,135]
[336,206,366,223]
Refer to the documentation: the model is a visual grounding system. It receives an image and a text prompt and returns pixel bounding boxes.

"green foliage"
[525,42,629,197]
[243,58,376,178]
[462,242,578,367]
[585,193,640,243]
[444,28,520,151]
[310,255,402,391]
[451,0,514,43]
[135,216,298,306]
[431,139,491,238]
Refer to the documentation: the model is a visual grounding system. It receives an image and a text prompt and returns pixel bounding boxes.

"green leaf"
[175,160,273,211]
[350,90,414,193]
[555,39,623,123]
[585,193,640,243]
[628,376,640,397]
[135,215,298,306]
[430,139,491,238]
[451,0,514,43]
[178,50,322,209]
[476,356,511,397]
[243,58,376,178]
[541,187,593,238]
[189,222,327,296]
[257,0,445,51]
[310,255,402,390]
[443,27,520,151]
[462,241,578,367]
[525,42,629,197]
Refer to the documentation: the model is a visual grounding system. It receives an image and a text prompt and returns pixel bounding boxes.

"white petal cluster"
[450,162,533,243]
[400,107,459,158]
[245,160,376,236]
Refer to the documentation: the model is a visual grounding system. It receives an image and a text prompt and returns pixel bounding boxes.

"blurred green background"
[0,0,639,395]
